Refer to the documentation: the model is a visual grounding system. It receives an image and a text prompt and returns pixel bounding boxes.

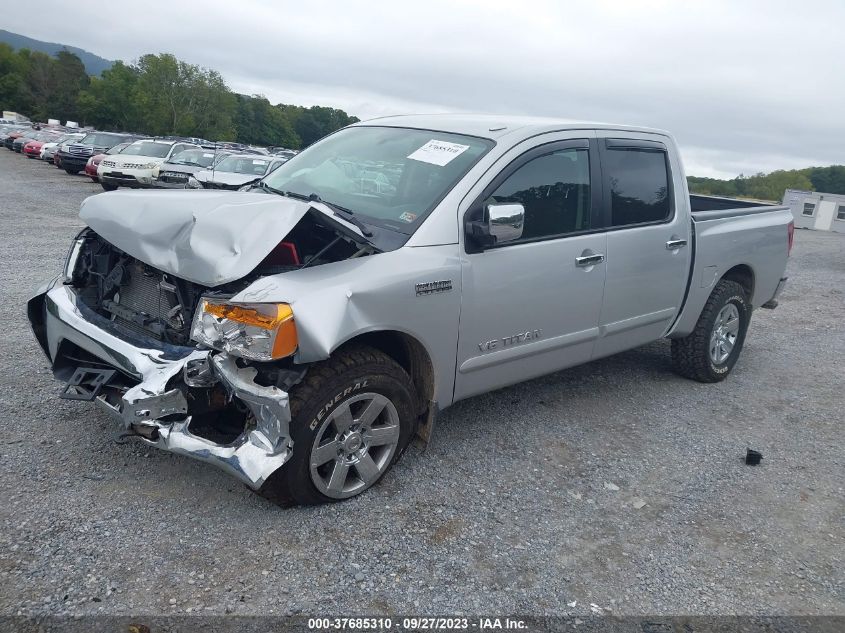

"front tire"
[671,279,751,383]
[64,167,81,175]
[258,345,418,506]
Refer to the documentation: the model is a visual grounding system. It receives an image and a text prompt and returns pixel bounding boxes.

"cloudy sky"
[4,0,843,177]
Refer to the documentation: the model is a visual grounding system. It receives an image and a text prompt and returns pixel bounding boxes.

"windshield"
[121,141,172,158]
[80,133,126,147]
[168,149,218,167]
[106,142,129,155]
[215,156,272,175]
[262,126,493,231]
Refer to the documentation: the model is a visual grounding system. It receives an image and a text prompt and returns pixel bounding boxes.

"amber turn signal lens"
[204,302,292,329]
[271,315,298,359]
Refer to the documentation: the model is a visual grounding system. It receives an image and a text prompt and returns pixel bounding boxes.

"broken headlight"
[63,233,87,284]
[190,298,298,361]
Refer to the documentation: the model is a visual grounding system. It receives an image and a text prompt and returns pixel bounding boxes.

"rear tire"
[258,345,418,507]
[671,279,751,383]
[101,182,118,191]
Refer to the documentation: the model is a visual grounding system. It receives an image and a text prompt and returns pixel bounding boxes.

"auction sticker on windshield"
[408,139,470,166]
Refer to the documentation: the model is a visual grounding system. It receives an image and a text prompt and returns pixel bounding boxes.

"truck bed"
[690,193,777,215]
[669,195,793,338]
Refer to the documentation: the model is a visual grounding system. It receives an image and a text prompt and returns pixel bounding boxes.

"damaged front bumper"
[28,278,293,489]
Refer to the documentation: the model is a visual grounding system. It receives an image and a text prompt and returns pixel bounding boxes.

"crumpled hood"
[195,170,261,187]
[79,190,310,287]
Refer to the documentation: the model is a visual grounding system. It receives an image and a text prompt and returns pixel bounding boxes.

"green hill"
[0,29,113,76]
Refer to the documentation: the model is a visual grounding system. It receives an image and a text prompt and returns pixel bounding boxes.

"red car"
[84,155,101,180]
[23,139,45,158]
[85,141,131,182]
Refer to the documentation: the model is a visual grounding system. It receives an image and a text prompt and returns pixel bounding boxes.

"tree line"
[0,45,358,148]
[4,43,842,183]
[688,166,845,201]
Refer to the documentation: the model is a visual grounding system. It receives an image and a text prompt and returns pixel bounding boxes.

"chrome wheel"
[710,303,740,364]
[309,392,401,499]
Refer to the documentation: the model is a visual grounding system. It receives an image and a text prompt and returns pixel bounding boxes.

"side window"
[485,148,591,241]
[605,148,671,226]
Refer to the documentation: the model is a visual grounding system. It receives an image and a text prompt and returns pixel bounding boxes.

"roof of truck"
[354,113,671,141]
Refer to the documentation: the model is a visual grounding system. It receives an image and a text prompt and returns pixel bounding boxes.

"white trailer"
[783,189,845,233]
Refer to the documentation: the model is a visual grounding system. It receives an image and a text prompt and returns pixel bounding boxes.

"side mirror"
[466,203,525,251]
[488,203,524,243]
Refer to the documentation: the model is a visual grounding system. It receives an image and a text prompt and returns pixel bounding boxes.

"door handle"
[575,253,605,267]
[666,239,688,250]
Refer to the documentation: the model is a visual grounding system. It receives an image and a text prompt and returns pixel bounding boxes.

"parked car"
[3,127,33,150]
[27,115,792,506]
[269,148,298,160]
[151,148,231,188]
[21,133,47,158]
[57,131,141,175]
[12,130,44,153]
[41,133,86,162]
[190,154,286,190]
[84,142,131,183]
[97,139,201,190]
[23,131,63,159]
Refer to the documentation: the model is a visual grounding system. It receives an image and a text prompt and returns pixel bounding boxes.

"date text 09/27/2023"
[307,617,528,631]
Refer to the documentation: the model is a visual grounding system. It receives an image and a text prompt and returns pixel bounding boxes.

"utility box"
[783,189,845,234]
[2,111,30,122]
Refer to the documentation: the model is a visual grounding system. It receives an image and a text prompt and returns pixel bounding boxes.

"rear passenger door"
[592,134,692,358]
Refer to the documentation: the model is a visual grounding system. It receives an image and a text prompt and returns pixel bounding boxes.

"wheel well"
[337,331,435,415]
[722,264,755,301]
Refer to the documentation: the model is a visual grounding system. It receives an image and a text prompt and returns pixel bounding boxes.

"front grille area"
[111,262,184,339]
[68,144,94,157]
[74,235,209,345]
[104,173,139,183]
[159,171,189,183]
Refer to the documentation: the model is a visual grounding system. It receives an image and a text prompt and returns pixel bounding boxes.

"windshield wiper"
[254,181,284,195]
[284,191,374,237]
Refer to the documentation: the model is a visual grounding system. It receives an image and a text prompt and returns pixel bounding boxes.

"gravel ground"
[0,149,842,618]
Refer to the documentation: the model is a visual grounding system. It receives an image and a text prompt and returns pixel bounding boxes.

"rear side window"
[485,148,591,240]
[605,148,671,226]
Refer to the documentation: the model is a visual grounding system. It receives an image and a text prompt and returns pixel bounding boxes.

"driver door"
[454,136,607,401]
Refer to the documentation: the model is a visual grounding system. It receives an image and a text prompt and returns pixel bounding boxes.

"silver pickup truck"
[28,115,793,505]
